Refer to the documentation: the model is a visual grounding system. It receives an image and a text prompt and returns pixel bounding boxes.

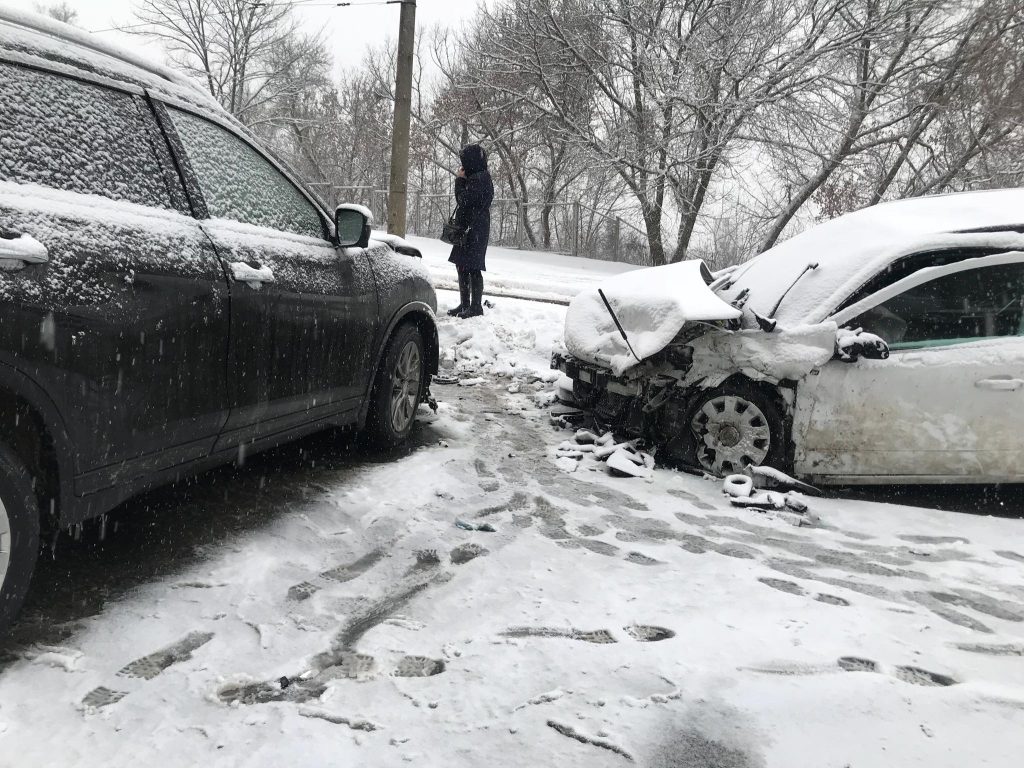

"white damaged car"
[553,189,1024,484]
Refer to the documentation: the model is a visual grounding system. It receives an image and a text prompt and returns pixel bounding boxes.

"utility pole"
[387,0,416,237]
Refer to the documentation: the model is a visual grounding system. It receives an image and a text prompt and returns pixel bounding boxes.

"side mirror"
[836,328,890,363]
[335,204,373,248]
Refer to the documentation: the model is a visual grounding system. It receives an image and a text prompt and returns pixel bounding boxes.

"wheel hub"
[690,394,772,475]
[390,340,422,433]
[716,424,741,448]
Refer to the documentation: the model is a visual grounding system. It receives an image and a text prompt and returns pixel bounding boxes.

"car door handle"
[228,261,275,288]
[975,376,1024,392]
[0,232,48,269]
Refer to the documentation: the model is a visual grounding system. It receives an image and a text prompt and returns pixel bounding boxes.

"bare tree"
[458,0,882,264]
[129,0,326,128]
[34,2,77,24]
[128,0,1024,266]
[757,0,1024,250]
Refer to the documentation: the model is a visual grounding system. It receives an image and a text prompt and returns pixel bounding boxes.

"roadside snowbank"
[435,289,564,380]
[410,236,637,304]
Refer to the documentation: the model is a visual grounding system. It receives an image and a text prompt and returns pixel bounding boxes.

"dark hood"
[460,144,488,174]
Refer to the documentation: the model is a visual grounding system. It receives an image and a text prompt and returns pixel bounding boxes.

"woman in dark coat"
[447,144,494,318]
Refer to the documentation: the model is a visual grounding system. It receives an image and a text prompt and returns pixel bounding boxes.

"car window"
[846,263,1024,349]
[168,108,324,239]
[0,62,174,209]
[834,247,1008,314]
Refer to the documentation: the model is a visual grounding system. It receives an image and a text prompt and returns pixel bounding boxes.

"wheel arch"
[0,363,79,530]
[358,302,439,427]
[661,373,794,473]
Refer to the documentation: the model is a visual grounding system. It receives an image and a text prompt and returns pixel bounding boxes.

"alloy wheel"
[690,394,771,475]
[390,340,422,433]
[0,497,10,591]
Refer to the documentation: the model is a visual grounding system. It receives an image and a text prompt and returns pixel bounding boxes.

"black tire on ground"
[0,441,40,635]
[662,379,786,475]
[362,323,425,450]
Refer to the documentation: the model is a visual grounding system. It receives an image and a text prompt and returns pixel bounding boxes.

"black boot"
[458,271,484,318]
[447,269,471,316]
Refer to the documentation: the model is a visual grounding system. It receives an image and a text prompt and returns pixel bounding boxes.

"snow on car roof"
[723,188,1024,325]
[0,7,224,116]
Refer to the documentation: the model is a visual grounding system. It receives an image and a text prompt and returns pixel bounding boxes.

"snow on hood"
[564,260,741,375]
[370,230,415,251]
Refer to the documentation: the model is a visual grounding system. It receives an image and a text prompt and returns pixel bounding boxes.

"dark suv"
[0,11,439,633]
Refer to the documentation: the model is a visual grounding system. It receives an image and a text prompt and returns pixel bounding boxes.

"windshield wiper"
[767,262,819,318]
[598,288,642,362]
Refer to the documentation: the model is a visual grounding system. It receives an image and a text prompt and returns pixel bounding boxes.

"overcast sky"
[6,0,480,71]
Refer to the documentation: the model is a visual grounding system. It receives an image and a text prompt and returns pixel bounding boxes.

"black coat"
[449,145,493,272]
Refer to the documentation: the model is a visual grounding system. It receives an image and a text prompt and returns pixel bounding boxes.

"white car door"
[793,252,1024,483]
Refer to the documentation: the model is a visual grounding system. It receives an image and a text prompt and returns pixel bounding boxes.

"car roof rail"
[953,224,1024,235]
[0,6,201,95]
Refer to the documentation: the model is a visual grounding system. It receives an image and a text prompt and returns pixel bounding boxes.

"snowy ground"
[410,235,637,304]
[1,248,1023,767]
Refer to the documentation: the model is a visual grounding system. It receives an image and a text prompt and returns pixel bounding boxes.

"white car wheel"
[691,394,773,475]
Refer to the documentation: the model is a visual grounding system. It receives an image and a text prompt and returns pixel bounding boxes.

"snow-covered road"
[0,254,1022,767]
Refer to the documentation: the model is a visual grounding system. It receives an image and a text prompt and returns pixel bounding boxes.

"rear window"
[0,62,174,209]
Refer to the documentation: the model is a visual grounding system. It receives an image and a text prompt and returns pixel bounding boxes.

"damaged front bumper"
[551,351,643,398]
[550,349,694,442]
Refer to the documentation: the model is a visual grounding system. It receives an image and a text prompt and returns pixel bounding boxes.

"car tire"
[362,323,425,450]
[665,380,786,475]
[0,442,40,635]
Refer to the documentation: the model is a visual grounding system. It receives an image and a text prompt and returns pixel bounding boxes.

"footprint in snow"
[625,551,663,566]
[502,626,618,644]
[837,657,958,686]
[81,631,216,710]
[624,625,675,642]
[393,655,445,678]
[217,652,446,706]
[746,656,958,687]
[504,624,676,644]
[286,548,387,601]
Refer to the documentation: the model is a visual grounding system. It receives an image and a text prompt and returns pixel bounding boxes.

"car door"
[0,61,231,494]
[158,103,379,449]
[793,252,1024,482]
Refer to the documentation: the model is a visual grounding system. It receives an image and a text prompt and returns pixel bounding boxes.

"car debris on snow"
[723,474,754,498]
[455,518,496,532]
[606,447,653,478]
[748,465,822,496]
[722,467,821,525]
[550,423,655,479]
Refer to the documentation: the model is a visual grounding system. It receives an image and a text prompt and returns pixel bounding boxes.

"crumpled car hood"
[564,260,741,375]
